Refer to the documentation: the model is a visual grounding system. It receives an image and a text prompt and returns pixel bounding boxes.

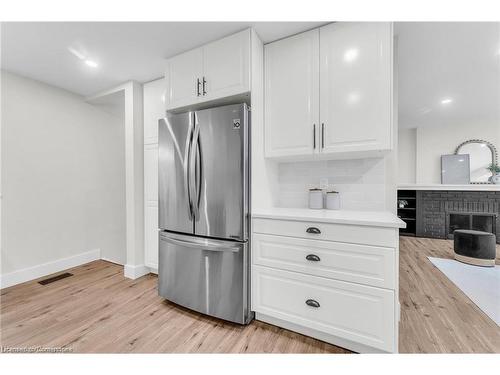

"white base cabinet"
[252,234,395,289]
[253,265,395,352]
[251,214,400,353]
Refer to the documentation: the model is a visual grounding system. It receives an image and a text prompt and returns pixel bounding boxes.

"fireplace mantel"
[399,184,500,191]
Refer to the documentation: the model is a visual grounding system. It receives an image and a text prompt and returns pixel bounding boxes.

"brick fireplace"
[415,190,500,244]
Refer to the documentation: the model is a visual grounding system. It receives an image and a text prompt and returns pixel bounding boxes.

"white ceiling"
[396,22,500,129]
[1,22,324,96]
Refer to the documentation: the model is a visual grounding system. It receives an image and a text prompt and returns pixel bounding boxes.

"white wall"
[1,71,126,276]
[398,128,416,184]
[276,158,387,211]
[398,122,500,184]
[86,81,145,280]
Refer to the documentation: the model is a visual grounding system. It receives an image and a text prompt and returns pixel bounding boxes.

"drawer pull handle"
[305,299,320,308]
[306,227,321,234]
[306,254,321,262]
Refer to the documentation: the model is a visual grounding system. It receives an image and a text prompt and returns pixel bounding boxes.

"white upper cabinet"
[264,22,393,160]
[165,29,251,110]
[320,22,392,154]
[264,29,320,158]
[203,30,250,101]
[165,48,203,110]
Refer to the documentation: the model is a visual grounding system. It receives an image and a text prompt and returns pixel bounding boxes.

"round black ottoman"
[453,229,496,267]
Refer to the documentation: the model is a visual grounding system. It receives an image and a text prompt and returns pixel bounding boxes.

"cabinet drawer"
[252,234,395,289]
[252,265,395,352]
[252,218,397,248]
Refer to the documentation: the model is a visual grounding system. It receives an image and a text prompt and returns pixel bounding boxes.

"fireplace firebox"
[446,212,497,239]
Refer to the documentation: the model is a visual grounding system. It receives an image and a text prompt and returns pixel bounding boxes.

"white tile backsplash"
[276,158,386,211]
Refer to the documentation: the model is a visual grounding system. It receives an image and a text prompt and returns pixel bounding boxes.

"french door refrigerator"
[158,103,252,324]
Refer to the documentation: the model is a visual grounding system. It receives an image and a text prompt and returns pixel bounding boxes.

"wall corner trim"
[124,264,150,280]
[0,249,101,289]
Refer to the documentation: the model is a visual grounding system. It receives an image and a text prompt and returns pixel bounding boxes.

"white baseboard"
[124,264,150,279]
[255,312,390,354]
[0,249,101,289]
[100,256,125,266]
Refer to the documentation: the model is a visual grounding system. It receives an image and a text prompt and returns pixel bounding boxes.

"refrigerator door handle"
[183,114,194,220]
[160,234,241,252]
[189,112,201,220]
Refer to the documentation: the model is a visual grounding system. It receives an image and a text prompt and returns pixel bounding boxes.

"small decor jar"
[326,191,340,210]
[308,188,323,209]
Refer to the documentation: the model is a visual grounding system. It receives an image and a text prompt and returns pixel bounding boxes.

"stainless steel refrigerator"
[158,103,252,324]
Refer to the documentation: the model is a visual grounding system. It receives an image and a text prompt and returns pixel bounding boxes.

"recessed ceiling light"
[440,98,453,105]
[84,60,98,68]
[68,47,85,60]
[343,48,359,63]
[347,91,360,104]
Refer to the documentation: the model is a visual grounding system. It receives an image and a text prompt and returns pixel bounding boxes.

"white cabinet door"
[144,144,158,270]
[144,79,162,270]
[264,29,320,158]
[202,29,250,101]
[253,265,395,352]
[252,233,396,289]
[165,48,203,110]
[319,22,392,154]
[144,144,158,204]
[143,78,166,144]
[145,205,158,270]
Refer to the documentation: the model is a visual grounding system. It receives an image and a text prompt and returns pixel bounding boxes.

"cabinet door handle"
[313,124,316,149]
[196,78,201,96]
[321,123,325,149]
[306,254,321,262]
[306,227,321,234]
[202,76,207,95]
[305,299,320,308]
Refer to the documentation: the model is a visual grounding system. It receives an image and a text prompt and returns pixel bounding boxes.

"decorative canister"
[326,191,340,210]
[308,188,323,209]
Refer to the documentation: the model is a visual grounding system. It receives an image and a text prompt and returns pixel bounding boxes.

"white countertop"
[252,207,406,228]
[398,184,500,191]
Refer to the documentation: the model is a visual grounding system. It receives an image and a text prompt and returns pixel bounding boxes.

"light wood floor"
[398,236,499,353]
[1,237,499,353]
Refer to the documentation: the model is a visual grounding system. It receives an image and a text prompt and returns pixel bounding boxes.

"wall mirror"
[455,140,498,183]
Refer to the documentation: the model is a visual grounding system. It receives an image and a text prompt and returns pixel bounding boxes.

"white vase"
[491,174,500,184]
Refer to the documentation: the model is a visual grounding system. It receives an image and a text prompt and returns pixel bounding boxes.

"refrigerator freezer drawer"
[158,232,251,324]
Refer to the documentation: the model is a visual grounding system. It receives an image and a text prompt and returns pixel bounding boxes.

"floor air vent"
[38,272,73,285]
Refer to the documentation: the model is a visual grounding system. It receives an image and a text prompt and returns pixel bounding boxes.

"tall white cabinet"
[264,22,393,160]
[143,78,165,271]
